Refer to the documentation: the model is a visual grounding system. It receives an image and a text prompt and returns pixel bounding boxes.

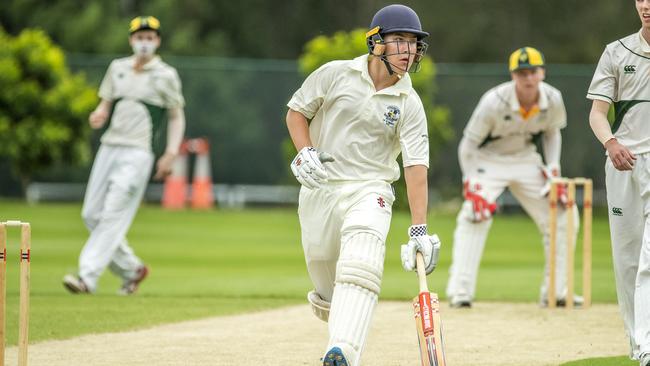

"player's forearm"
[96,99,113,114]
[589,100,615,146]
[542,128,561,167]
[457,136,481,177]
[286,108,313,150]
[404,165,428,225]
[165,108,186,155]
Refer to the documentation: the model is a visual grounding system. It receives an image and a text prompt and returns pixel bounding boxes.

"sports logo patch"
[519,53,529,63]
[612,207,623,216]
[624,65,636,74]
[383,105,401,128]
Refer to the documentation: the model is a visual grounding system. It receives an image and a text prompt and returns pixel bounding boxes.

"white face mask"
[132,40,158,57]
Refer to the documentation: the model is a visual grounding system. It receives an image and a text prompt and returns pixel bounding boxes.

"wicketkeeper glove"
[539,164,568,205]
[400,224,441,275]
[290,147,334,190]
[463,178,497,222]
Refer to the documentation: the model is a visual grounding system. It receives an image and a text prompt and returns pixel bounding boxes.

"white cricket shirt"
[464,80,566,160]
[587,29,650,154]
[98,56,185,151]
[287,54,429,183]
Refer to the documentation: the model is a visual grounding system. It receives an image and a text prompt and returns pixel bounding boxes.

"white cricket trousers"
[446,155,577,302]
[605,154,650,360]
[299,180,394,366]
[79,145,153,291]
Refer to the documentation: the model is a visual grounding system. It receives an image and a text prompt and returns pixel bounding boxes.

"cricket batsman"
[285,4,440,365]
[445,47,581,308]
[63,16,186,295]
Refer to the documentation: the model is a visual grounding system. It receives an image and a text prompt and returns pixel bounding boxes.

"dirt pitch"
[5,301,629,366]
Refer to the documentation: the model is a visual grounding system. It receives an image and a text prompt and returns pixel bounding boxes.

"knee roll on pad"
[335,232,384,295]
[307,290,330,322]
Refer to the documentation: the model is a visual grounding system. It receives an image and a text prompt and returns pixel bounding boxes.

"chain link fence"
[1,55,605,203]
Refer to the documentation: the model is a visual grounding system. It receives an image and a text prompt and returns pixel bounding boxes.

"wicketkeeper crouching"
[445,47,580,309]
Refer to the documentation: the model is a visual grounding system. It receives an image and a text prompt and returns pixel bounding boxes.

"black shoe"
[541,295,584,308]
[450,299,472,308]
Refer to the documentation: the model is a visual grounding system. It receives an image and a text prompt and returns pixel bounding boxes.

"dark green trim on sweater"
[587,92,614,103]
[142,102,167,155]
[612,100,650,133]
[104,99,168,155]
[479,134,500,148]
[618,40,650,60]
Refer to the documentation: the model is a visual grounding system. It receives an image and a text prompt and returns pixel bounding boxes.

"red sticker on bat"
[419,292,434,336]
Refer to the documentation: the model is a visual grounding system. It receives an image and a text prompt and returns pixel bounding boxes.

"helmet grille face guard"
[383,38,428,73]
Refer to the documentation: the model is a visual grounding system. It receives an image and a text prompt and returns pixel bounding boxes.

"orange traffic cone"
[162,141,189,209]
[189,138,214,209]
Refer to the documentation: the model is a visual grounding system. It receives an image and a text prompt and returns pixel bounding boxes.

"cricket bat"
[413,252,446,366]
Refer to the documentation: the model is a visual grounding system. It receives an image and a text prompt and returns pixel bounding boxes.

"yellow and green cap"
[129,16,161,35]
[508,47,545,72]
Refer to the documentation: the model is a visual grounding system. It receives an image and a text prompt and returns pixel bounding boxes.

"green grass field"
[559,356,637,366]
[0,199,624,364]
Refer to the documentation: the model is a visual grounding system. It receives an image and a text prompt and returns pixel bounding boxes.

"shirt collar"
[508,80,548,112]
[638,29,650,54]
[350,54,412,95]
[129,55,162,70]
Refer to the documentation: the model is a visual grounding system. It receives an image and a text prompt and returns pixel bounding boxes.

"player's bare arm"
[404,165,428,225]
[285,108,331,190]
[401,165,441,275]
[88,99,113,129]
[285,109,313,150]
[154,107,186,180]
[589,99,636,171]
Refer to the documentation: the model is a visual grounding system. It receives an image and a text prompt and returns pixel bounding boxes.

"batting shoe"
[118,265,149,295]
[540,294,584,308]
[640,353,650,366]
[62,274,90,294]
[322,346,349,366]
[449,295,472,309]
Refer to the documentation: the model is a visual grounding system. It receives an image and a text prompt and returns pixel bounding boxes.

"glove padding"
[290,147,334,190]
[463,178,497,222]
[539,164,568,206]
[400,224,441,275]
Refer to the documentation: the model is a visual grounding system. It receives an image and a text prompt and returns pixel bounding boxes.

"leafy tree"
[0,0,639,62]
[0,27,97,189]
[287,29,453,209]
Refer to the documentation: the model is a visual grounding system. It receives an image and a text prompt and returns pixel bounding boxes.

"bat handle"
[416,252,429,293]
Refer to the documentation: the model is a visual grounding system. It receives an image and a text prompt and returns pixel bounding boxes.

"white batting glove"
[290,147,333,190]
[400,224,441,275]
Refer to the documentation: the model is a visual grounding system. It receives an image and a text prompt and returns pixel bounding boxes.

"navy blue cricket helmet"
[369,4,429,40]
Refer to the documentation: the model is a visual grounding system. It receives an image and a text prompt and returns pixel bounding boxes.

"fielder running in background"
[446,47,580,308]
[286,5,440,365]
[587,1,650,364]
[63,16,185,295]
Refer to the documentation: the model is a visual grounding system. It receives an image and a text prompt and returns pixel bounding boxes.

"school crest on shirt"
[383,105,400,128]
